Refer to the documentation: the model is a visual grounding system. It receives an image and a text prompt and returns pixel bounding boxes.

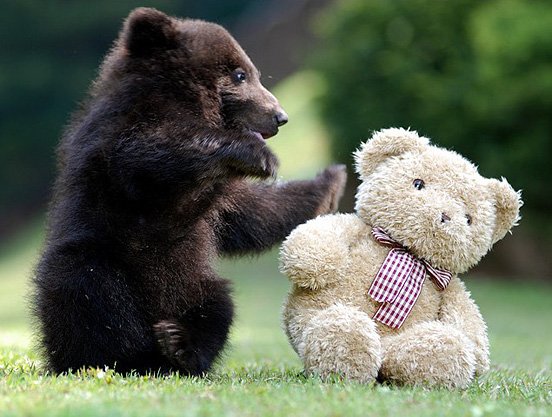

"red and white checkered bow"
[368,227,452,329]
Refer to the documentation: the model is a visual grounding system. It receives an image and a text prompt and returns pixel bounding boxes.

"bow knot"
[368,227,452,329]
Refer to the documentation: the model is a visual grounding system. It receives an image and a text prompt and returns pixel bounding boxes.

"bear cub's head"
[101,7,287,139]
[354,128,522,274]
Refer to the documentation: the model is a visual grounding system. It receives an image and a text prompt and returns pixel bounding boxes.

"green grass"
[0,223,550,417]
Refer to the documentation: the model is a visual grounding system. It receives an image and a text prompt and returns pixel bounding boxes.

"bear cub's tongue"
[248,130,265,141]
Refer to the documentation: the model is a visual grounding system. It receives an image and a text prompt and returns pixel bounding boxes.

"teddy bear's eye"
[413,179,425,190]
[232,69,247,83]
[466,214,473,225]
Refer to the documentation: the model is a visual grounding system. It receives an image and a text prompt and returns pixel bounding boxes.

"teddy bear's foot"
[300,303,382,383]
[380,321,476,389]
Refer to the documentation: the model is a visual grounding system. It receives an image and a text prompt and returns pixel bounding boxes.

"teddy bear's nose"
[441,212,451,223]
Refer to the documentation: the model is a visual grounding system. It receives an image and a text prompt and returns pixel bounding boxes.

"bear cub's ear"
[354,127,429,179]
[488,178,523,244]
[123,7,179,57]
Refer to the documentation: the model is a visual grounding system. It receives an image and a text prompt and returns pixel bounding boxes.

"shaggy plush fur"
[32,8,347,375]
[280,128,522,388]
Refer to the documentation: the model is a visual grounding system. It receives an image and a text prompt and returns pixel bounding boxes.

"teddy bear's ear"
[354,128,430,179]
[488,178,523,244]
[122,7,179,58]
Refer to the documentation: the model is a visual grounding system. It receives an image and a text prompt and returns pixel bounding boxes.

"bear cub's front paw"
[225,137,279,179]
[315,164,347,214]
[251,144,279,179]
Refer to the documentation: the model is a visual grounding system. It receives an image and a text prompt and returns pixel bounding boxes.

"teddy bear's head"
[354,128,522,274]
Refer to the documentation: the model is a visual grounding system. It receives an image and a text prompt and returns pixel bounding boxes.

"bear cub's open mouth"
[247,129,277,141]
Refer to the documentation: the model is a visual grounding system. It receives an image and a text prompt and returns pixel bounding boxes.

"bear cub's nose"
[275,110,289,127]
[441,212,451,223]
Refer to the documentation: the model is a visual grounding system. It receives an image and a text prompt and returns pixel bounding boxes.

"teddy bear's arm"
[279,213,362,290]
[438,277,490,375]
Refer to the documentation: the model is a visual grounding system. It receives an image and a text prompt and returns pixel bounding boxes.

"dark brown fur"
[32,8,346,375]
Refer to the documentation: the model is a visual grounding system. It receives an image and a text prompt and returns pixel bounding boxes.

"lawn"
[0,222,550,417]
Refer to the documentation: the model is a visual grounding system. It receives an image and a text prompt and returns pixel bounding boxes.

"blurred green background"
[0,0,551,353]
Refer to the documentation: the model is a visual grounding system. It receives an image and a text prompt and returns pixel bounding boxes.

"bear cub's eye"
[232,69,247,84]
[413,179,425,190]
[465,214,473,225]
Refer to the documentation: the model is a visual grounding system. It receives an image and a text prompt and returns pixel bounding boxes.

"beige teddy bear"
[279,128,522,388]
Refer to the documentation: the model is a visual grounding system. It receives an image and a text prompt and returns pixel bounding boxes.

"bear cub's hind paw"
[154,320,209,376]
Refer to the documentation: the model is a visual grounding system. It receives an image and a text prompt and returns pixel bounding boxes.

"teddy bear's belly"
[282,247,443,343]
[282,240,446,358]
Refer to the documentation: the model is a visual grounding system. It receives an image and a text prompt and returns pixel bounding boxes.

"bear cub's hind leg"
[154,321,197,372]
[154,279,234,376]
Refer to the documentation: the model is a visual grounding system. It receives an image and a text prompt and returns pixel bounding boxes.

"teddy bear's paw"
[380,321,476,389]
[301,304,382,383]
[474,347,490,376]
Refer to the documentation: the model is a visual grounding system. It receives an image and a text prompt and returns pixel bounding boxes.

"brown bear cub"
[32,7,346,375]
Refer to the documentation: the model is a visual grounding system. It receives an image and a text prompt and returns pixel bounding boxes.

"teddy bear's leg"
[439,278,490,375]
[380,321,476,388]
[300,303,382,383]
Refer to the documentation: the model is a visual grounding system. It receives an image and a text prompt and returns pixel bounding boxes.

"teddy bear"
[279,128,522,388]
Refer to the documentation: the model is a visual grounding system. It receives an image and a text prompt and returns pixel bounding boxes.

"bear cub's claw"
[255,146,279,179]
[316,164,348,214]
[154,320,207,375]
[226,138,279,179]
